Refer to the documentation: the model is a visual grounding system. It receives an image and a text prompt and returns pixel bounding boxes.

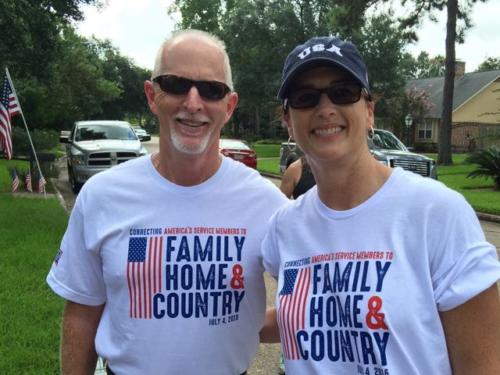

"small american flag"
[127,236,163,319]
[0,72,21,160]
[38,175,46,194]
[10,168,19,192]
[25,171,32,192]
[278,267,311,360]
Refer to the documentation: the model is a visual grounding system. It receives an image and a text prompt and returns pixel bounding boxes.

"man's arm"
[61,301,105,375]
[259,308,281,343]
[440,284,500,374]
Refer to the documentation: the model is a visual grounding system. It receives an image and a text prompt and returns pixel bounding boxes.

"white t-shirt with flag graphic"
[262,167,500,375]
[47,155,288,375]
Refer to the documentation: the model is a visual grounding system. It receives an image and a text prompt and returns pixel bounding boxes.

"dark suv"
[279,129,437,179]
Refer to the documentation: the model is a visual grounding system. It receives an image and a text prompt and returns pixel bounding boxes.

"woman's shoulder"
[392,168,467,208]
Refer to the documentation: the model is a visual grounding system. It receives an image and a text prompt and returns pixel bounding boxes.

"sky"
[75,0,500,73]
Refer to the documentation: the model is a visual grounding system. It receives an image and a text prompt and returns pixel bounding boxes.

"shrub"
[465,147,500,190]
[11,127,59,157]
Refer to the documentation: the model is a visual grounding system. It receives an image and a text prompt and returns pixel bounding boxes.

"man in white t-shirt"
[46,29,287,375]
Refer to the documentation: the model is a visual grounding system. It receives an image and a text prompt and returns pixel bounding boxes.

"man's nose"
[183,86,203,113]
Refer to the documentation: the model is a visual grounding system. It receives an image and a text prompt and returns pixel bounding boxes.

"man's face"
[284,67,374,165]
[145,38,238,156]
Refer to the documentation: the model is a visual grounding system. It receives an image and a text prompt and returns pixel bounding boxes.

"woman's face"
[284,67,374,166]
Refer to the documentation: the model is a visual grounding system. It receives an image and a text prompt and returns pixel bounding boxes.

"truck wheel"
[68,166,82,194]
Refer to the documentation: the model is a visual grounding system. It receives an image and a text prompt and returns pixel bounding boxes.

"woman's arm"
[280,159,302,199]
[440,284,500,374]
[259,308,281,343]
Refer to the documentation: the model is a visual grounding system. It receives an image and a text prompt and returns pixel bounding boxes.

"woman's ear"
[283,112,294,139]
[365,100,375,130]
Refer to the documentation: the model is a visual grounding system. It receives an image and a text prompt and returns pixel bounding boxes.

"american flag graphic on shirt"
[127,236,163,319]
[278,267,311,360]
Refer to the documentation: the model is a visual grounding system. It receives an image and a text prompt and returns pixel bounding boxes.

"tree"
[476,57,500,72]
[357,12,413,130]
[171,0,414,140]
[32,28,122,129]
[170,0,335,139]
[408,52,446,78]
[0,0,100,78]
[400,0,486,165]
[94,40,153,124]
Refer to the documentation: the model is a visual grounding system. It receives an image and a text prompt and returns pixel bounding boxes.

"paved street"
[52,137,499,374]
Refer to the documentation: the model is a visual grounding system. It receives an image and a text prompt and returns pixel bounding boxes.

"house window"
[418,121,432,140]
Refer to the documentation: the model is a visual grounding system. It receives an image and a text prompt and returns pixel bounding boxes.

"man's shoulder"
[221,157,288,204]
[80,155,150,194]
[224,157,276,189]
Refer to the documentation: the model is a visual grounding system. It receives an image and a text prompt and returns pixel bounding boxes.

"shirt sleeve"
[431,193,500,311]
[261,212,281,279]
[46,191,106,306]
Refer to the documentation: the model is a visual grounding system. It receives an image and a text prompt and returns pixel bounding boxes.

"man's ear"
[224,92,239,123]
[144,81,158,115]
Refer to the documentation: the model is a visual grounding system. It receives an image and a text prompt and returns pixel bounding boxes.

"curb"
[50,177,69,213]
[259,172,500,224]
[260,172,282,179]
[476,212,500,224]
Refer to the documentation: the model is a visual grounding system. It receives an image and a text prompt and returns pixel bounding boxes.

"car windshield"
[75,124,137,141]
[219,139,250,150]
[370,131,407,151]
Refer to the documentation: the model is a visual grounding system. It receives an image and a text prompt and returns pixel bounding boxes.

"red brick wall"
[452,123,480,152]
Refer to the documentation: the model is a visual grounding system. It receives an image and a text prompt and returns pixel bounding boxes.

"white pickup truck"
[280,129,437,179]
[60,120,149,193]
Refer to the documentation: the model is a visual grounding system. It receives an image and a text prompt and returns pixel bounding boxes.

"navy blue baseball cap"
[277,36,371,100]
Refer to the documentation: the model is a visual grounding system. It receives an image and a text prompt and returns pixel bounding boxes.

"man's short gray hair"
[151,29,233,90]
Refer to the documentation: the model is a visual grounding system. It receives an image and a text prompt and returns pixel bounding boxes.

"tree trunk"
[438,0,457,165]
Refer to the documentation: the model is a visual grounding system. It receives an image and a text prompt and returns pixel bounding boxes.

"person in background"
[47,29,288,374]
[260,36,500,374]
[280,156,316,199]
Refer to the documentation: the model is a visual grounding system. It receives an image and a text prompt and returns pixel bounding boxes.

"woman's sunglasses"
[286,82,370,109]
[152,74,231,101]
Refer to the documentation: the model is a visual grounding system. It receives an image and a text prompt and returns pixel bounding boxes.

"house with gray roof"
[406,62,500,152]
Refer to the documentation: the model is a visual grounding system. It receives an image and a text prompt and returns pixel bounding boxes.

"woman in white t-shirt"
[259,36,500,375]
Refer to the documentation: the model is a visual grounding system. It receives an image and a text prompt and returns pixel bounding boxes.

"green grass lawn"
[0,193,68,374]
[252,143,281,158]
[425,153,500,215]
[1,159,68,373]
[253,143,282,174]
[258,157,281,174]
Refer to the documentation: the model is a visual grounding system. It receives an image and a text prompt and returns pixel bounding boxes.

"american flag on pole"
[10,168,19,192]
[127,236,163,319]
[278,267,311,360]
[0,72,21,159]
[25,171,32,192]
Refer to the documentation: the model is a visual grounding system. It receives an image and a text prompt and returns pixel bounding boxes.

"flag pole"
[5,67,46,197]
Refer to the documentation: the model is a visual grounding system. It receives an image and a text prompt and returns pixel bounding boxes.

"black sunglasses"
[153,74,231,101]
[286,82,369,109]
